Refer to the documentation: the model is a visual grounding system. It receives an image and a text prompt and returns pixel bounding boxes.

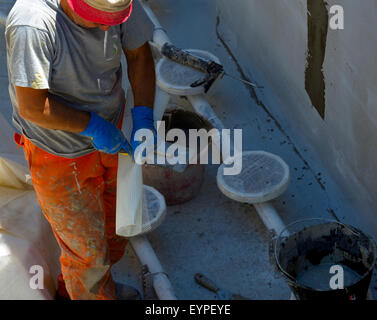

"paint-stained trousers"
[14,132,128,300]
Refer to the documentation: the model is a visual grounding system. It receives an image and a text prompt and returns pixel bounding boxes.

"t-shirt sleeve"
[6,26,53,89]
[120,0,154,50]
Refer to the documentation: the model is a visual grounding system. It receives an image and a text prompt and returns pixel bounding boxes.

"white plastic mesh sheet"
[217,151,290,204]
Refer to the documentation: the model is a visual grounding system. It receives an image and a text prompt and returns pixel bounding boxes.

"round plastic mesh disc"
[156,49,221,96]
[139,185,167,236]
[217,151,290,204]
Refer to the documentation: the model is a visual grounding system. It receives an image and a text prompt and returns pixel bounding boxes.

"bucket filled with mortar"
[274,219,376,300]
[143,108,212,205]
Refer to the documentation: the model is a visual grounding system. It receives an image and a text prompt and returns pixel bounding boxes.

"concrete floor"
[0,0,376,300]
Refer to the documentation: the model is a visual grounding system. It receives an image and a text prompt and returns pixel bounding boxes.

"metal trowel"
[195,273,250,300]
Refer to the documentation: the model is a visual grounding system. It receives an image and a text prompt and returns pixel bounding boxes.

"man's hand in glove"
[131,106,156,161]
[80,112,132,155]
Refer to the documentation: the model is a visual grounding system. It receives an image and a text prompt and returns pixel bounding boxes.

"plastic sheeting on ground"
[0,113,59,300]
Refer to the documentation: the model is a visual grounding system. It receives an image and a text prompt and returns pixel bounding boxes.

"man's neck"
[59,0,94,28]
[60,0,74,21]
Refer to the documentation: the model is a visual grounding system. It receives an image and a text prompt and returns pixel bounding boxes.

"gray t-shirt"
[5,0,154,157]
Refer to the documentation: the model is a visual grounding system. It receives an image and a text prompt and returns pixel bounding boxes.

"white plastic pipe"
[187,94,225,130]
[187,94,231,160]
[153,87,171,129]
[140,0,170,49]
[130,236,177,300]
[253,202,286,235]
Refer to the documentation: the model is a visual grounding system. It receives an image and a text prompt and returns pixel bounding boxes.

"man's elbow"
[18,102,47,123]
[15,86,48,123]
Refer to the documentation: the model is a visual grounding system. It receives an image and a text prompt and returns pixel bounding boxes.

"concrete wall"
[215,0,377,234]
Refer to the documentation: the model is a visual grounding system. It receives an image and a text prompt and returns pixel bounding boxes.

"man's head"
[61,0,133,30]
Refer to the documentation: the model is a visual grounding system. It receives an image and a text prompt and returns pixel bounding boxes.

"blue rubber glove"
[131,106,156,154]
[80,112,132,155]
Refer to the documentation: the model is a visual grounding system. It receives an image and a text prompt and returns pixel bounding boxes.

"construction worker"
[5,0,156,299]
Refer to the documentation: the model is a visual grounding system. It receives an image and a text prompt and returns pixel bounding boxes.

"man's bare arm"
[124,42,156,108]
[15,86,90,133]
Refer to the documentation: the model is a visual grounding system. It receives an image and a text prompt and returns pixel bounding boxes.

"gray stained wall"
[216,0,377,235]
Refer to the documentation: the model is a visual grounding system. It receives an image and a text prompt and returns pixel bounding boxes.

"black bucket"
[274,219,376,300]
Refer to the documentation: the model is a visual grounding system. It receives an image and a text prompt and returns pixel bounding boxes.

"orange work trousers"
[14,132,128,300]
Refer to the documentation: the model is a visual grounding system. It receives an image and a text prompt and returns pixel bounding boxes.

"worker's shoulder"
[6,0,57,34]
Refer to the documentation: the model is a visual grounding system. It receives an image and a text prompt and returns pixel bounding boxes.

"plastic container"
[274,219,376,300]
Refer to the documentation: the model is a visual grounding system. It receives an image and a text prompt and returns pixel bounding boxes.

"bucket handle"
[273,218,361,284]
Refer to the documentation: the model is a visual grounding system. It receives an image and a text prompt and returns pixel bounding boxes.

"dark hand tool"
[161,43,263,93]
[194,273,250,300]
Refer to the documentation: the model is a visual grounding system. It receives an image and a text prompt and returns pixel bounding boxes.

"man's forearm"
[15,85,90,133]
[34,96,91,133]
[124,42,156,108]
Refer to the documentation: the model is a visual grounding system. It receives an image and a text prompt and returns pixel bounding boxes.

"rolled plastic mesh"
[140,186,166,235]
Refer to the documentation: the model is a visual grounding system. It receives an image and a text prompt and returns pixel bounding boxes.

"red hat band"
[67,0,133,26]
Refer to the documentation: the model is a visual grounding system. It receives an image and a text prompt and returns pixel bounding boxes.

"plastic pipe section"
[130,236,177,300]
[140,1,170,49]
[187,94,230,157]
[253,202,286,236]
